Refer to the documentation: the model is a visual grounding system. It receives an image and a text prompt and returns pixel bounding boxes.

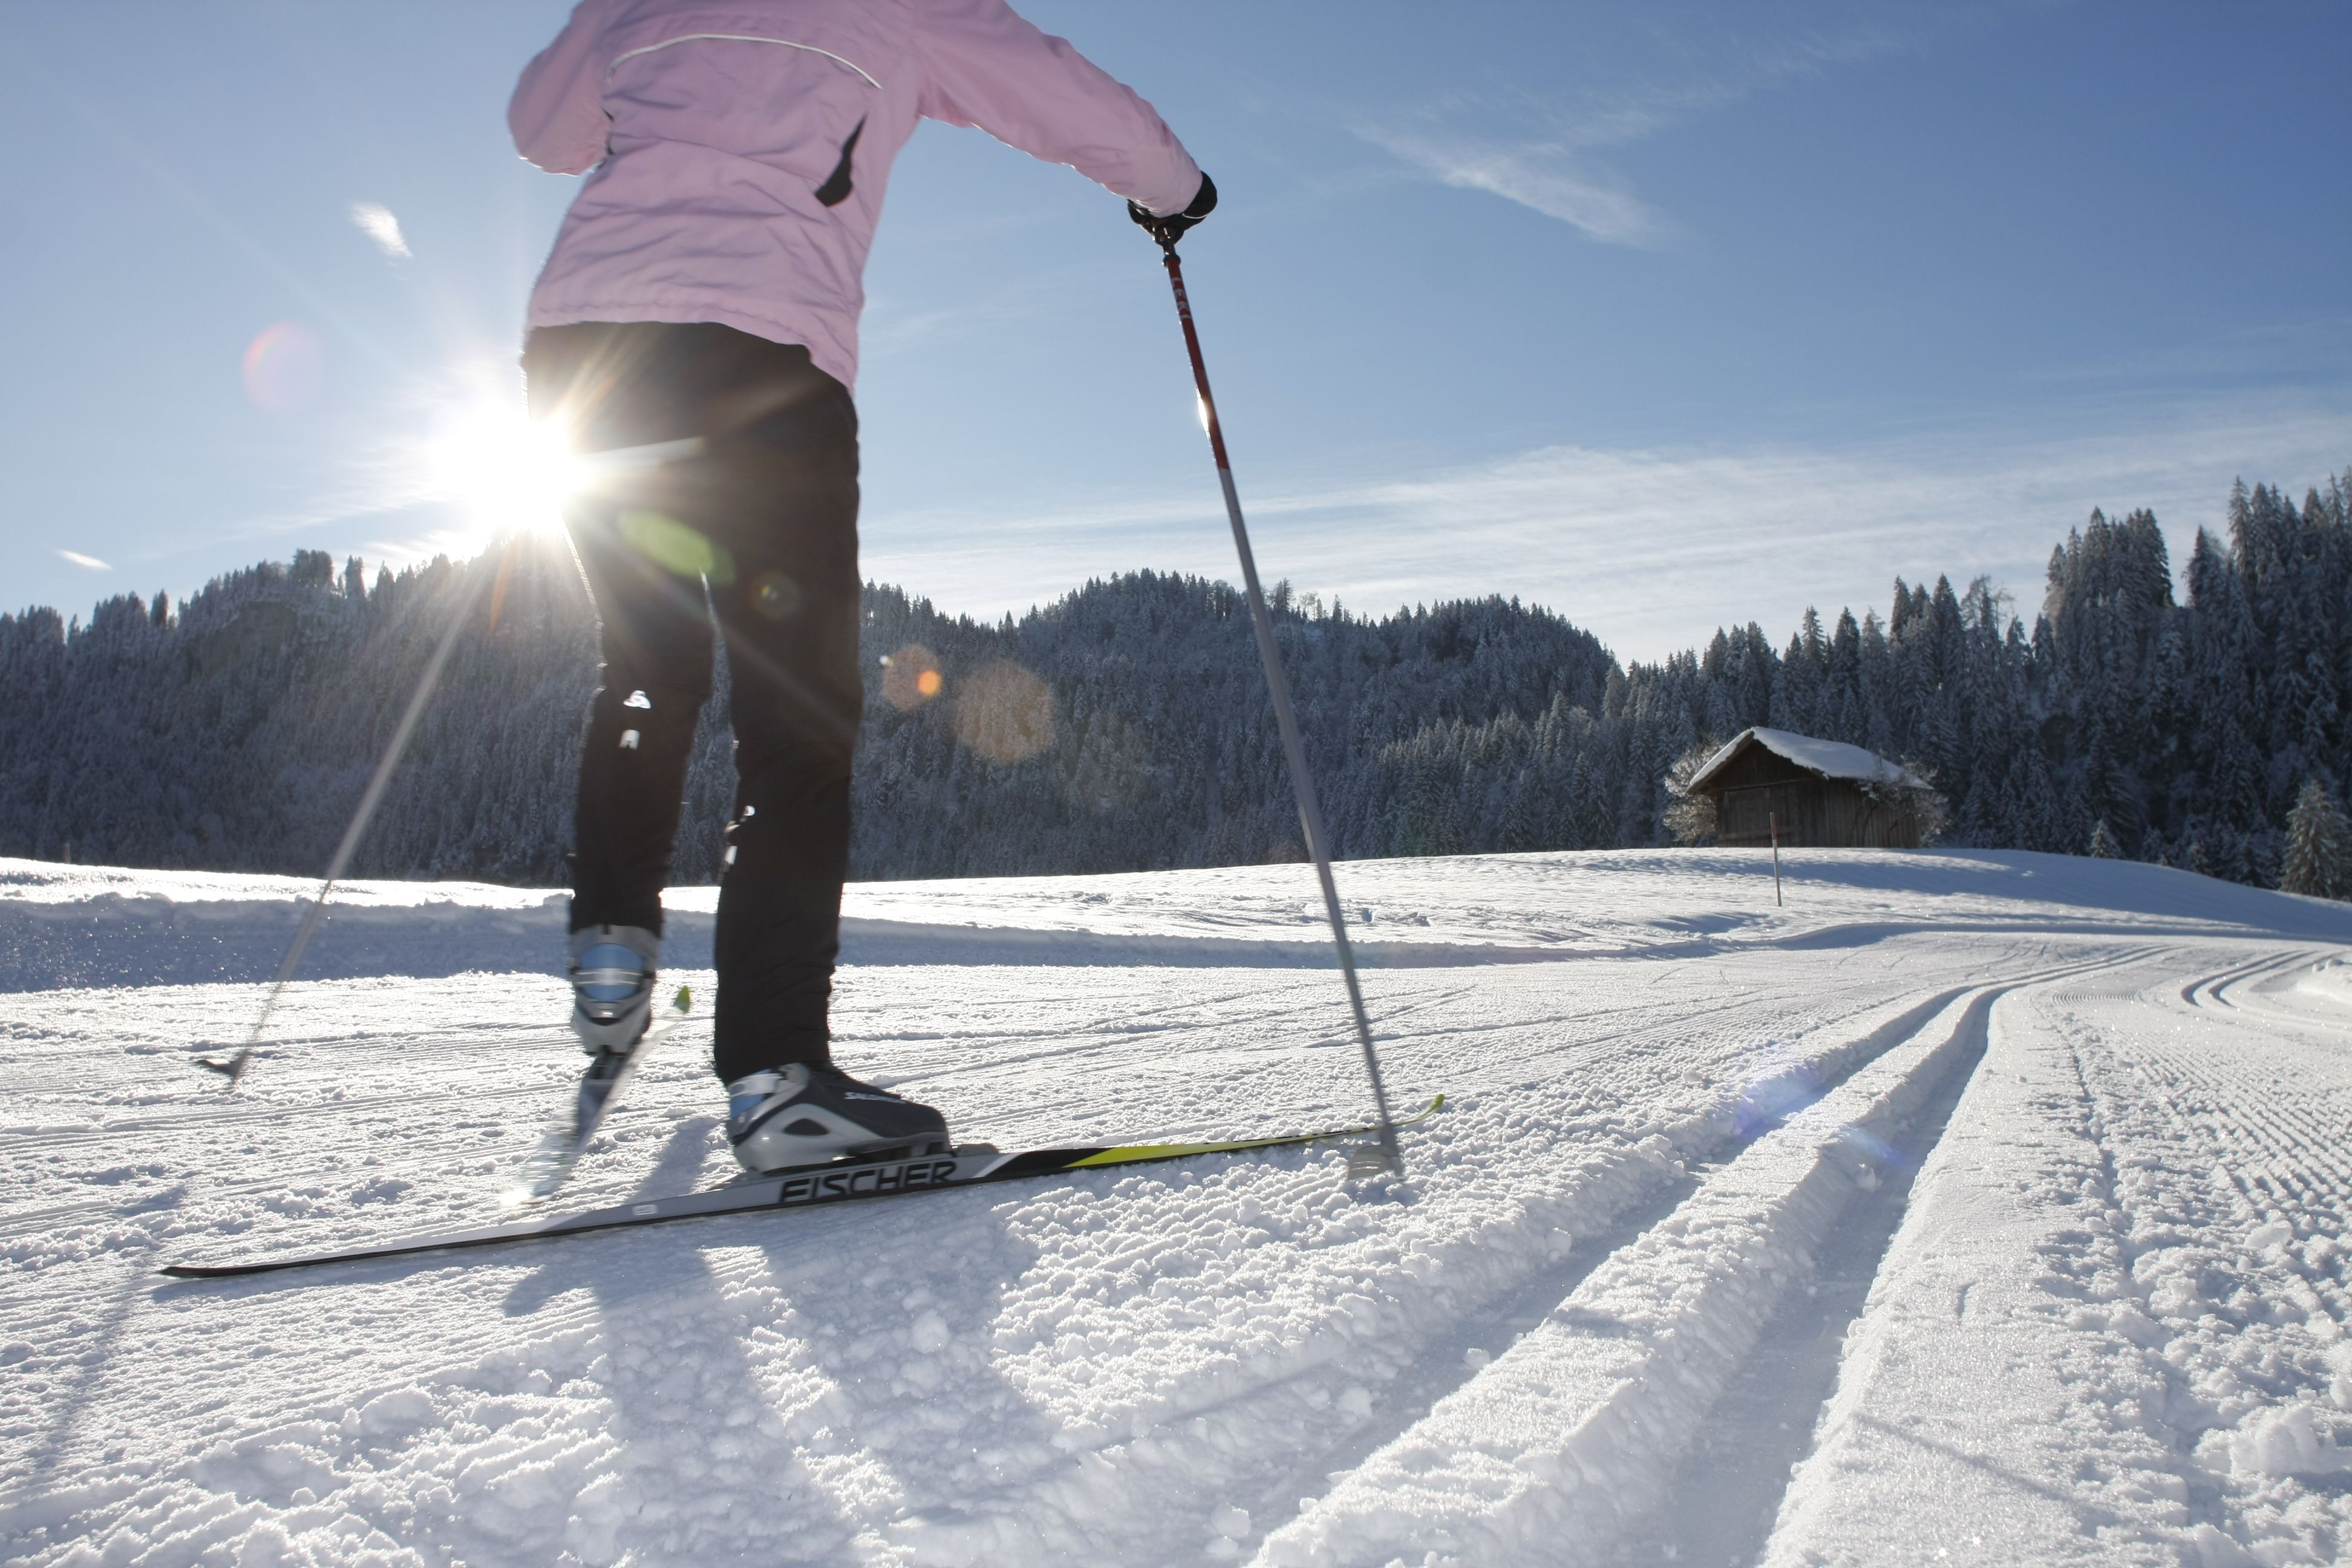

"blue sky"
[4,1,2345,661]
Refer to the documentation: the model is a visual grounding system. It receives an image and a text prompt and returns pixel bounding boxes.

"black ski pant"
[523,321,860,1084]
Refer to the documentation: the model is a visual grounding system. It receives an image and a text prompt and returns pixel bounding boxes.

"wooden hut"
[1682,727,1929,849]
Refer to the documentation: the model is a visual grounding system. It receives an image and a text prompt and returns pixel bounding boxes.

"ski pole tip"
[194,1051,249,1086]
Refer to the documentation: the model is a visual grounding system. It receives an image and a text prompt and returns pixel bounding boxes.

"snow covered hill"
[5,848,2352,1566]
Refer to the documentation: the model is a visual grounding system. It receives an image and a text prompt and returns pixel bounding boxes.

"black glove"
[1128,172,1217,247]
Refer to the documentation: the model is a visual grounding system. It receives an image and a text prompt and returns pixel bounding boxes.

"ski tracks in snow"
[1253,952,2138,1567]
[5,852,2352,1567]
[1757,946,2352,1568]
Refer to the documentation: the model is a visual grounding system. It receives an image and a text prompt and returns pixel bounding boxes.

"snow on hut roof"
[1685,727,1929,794]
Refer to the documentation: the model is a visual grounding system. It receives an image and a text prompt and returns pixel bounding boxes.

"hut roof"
[1686,727,1927,794]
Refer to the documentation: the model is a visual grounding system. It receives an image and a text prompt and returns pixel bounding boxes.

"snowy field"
[7,848,2352,1567]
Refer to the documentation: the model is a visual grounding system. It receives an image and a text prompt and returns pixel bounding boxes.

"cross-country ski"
[163,1097,1446,1280]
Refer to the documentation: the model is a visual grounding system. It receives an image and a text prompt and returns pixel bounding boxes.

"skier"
[510,1,1215,1175]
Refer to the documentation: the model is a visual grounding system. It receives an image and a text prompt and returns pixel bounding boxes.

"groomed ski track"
[6,849,2352,1566]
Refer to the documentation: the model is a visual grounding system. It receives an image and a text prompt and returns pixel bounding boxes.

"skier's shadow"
[742,1164,1074,1553]
[500,1119,1070,1558]
[500,1120,867,1563]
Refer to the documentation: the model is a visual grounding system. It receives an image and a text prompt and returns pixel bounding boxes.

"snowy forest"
[1,470,2344,889]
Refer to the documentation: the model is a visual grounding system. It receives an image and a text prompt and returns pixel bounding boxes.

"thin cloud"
[1359,18,1917,243]
[863,393,2351,663]
[1358,126,1668,244]
[57,549,110,570]
[351,201,412,260]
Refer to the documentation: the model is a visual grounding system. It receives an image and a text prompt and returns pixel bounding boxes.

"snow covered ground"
[5,847,2352,1567]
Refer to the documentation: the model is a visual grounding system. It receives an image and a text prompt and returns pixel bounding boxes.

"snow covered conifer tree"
[2088,820,2120,858]
[1661,740,1719,846]
[2281,779,2352,900]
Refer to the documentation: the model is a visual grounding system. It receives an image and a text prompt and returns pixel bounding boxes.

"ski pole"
[1152,237,1405,1180]
[198,565,490,1085]
[195,439,695,1085]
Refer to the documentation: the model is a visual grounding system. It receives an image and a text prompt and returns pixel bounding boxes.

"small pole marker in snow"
[1771,811,1784,907]
[1152,234,1405,1180]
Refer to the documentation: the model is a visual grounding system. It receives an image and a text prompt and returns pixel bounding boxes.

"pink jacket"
[512,0,1202,392]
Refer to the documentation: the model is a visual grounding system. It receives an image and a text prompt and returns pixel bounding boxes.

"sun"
[423,398,584,545]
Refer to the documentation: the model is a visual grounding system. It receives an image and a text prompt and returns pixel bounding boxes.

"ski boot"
[572,924,659,1056]
[569,924,661,1122]
[726,1064,951,1175]
[506,926,676,1206]
[554,924,647,1122]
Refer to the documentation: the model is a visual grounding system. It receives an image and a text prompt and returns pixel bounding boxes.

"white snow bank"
[2227,1404,2351,1479]
[5,852,2352,1568]
[2290,956,2352,1010]
[4,847,2344,993]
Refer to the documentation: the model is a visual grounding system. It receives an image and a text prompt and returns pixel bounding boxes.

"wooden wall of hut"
[1703,745,1922,849]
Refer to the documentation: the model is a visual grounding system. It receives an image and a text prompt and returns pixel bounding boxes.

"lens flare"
[881,644,942,711]
[955,661,1054,763]
[621,510,734,584]
[750,570,801,617]
[243,322,325,413]
[1059,708,1151,812]
[1832,1124,1909,1169]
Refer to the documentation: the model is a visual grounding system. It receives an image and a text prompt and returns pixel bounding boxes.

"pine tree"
[10,467,2352,882]
[2281,779,2352,900]
[2087,819,2120,859]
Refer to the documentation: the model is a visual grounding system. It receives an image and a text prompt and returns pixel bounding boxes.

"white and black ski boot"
[568,924,661,1138]
[507,926,681,1205]
[726,1065,950,1175]
[571,924,659,1056]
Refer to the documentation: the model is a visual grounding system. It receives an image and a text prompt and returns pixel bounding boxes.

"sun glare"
[424,400,583,544]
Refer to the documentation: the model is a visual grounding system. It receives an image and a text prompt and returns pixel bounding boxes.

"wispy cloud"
[863,391,2350,662]
[1359,19,1915,243]
[1357,125,1668,244]
[56,549,110,570]
[350,201,411,260]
